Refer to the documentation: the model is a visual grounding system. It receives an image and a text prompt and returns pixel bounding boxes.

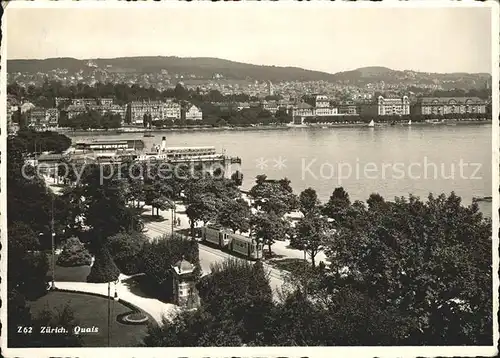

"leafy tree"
[367,192,389,211]
[185,193,219,237]
[295,213,330,268]
[230,170,243,186]
[86,248,120,283]
[299,187,321,215]
[141,236,201,301]
[249,175,298,216]
[322,186,351,225]
[105,231,148,275]
[251,211,290,257]
[77,164,138,246]
[324,192,492,345]
[56,237,92,267]
[8,222,49,299]
[216,198,251,233]
[143,308,243,347]
[15,129,72,153]
[196,259,274,344]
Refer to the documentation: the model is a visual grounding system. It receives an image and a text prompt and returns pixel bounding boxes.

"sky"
[5,3,494,74]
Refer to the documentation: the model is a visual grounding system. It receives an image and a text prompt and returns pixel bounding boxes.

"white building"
[313,95,330,108]
[164,101,181,120]
[377,96,410,116]
[315,107,338,116]
[184,104,203,121]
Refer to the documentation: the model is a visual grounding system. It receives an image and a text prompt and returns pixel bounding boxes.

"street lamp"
[50,196,56,290]
[171,202,176,239]
[107,281,111,347]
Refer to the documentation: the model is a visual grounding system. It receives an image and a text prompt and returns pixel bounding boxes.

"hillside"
[7,56,491,87]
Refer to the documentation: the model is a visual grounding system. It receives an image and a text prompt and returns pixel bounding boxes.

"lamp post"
[171,202,176,239]
[107,281,111,347]
[51,196,56,290]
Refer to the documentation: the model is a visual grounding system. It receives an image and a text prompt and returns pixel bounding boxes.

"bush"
[141,235,201,301]
[105,231,147,275]
[86,249,120,283]
[56,238,92,267]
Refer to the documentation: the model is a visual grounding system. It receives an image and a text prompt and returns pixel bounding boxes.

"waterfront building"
[315,106,338,116]
[46,108,59,126]
[55,97,70,108]
[72,98,98,107]
[292,102,315,118]
[66,104,87,119]
[72,139,145,153]
[338,101,359,115]
[377,95,410,116]
[415,97,487,116]
[29,108,48,126]
[99,98,114,107]
[92,104,126,120]
[313,94,330,108]
[260,100,278,114]
[237,102,251,110]
[164,100,181,120]
[130,100,164,125]
[184,104,203,121]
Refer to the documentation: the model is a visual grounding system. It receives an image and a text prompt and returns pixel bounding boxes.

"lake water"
[70,124,494,217]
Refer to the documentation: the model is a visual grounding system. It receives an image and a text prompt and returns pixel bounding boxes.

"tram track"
[143,221,285,282]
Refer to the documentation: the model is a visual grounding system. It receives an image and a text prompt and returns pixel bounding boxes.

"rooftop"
[172,258,195,275]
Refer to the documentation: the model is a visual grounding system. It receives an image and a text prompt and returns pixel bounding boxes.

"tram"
[201,225,263,260]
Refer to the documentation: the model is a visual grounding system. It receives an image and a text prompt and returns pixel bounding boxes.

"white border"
[1,1,498,357]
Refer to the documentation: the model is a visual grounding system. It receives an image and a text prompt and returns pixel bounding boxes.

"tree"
[185,193,219,237]
[230,170,243,186]
[86,248,120,283]
[299,187,321,215]
[296,213,329,268]
[367,192,389,211]
[56,237,92,267]
[143,308,243,347]
[77,164,137,246]
[216,198,251,233]
[8,222,49,299]
[105,231,148,275]
[251,211,290,257]
[196,258,274,344]
[324,192,492,345]
[322,187,351,225]
[141,236,201,301]
[249,175,298,216]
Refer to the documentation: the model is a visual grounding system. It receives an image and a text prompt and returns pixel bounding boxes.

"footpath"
[55,273,179,325]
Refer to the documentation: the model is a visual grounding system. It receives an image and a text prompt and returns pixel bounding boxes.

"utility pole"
[51,196,56,290]
[171,203,174,239]
[107,282,111,347]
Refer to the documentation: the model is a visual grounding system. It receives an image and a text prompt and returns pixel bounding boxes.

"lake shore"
[58,120,492,136]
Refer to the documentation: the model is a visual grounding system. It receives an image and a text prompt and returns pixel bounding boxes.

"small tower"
[171,257,198,308]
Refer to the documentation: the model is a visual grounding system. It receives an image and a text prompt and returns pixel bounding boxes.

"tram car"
[202,225,231,247]
[201,226,263,260]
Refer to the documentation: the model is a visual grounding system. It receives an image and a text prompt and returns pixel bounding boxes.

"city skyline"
[6,3,494,75]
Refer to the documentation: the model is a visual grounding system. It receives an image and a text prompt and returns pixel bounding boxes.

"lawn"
[29,291,154,347]
[46,253,90,282]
